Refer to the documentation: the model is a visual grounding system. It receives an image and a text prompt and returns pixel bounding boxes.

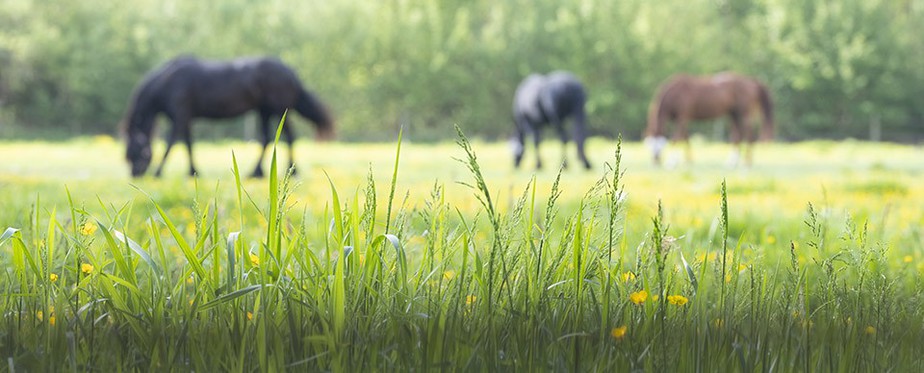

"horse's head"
[644,111,668,165]
[123,113,156,177]
[295,89,336,142]
[315,120,336,142]
[126,132,153,177]
[644,136,668,165]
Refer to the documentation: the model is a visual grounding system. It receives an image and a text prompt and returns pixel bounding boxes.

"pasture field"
[0,134,922,371]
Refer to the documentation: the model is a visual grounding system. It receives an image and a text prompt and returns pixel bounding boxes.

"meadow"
[0,133,922,371]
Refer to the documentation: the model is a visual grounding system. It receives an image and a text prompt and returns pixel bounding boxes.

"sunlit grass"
[0,135,922,370]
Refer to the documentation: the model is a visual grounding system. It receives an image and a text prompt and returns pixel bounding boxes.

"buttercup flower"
[81,263,94,275]
[49,273,59,283]
[903,255,913,263]
[621,271,636,282]
[610,325,628,340]
[249,253,260,266]
[629,290,648,305]
[80,222,98,235]
[667,295,689,306]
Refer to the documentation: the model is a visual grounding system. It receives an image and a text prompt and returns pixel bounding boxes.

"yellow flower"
[443,270,456,280]
[621,271,636,282]
[49,316,56,326]
[865,326,876,335]
[466,295,477,305]
[667,295,689,306]
[738,264,748,272]
[610,325,628,340]
[249,253,260,266]
[766,235,777,244]
[79,222,98,236]
[81,263,94,275]
[49,273,59,283]
[247,312,254,321]
[36,311,43,321]
[629,290,648,305]
[186,277,195,285]
[903,255,913,263]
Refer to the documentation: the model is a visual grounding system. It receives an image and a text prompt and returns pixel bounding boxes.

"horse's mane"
[119,56,198,139]
[646,75,687,136]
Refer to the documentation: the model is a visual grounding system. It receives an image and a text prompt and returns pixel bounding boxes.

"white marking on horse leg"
[726,149,741,168]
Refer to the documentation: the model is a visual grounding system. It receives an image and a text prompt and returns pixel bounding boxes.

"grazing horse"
[512,71,591,170]
[644,72,773,167]
[122,56,335,178]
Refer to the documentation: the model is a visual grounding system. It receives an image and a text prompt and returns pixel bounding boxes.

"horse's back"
[513,74,546,119]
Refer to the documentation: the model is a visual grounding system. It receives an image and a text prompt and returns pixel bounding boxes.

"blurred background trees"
[0,0,922,142]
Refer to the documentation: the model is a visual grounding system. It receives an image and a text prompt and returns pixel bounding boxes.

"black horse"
[123,56,335,178]
[512,71,591,170]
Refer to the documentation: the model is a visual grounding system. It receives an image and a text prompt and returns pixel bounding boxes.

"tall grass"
[0,130,922,371]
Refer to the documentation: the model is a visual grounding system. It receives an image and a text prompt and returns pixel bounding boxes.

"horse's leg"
[282,118,298,175]
[250,112,272,178]
[179,117,198,176]
[154,125,178,177]
[670,117,690,167]
[727,114,743,168]
[742,114,755,167]
[555,122,569,169]
[512,117,527,168]
[572,113,591,169]
[532,127,543,170]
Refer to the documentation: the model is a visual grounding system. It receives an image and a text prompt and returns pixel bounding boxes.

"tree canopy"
[1,0,922,141]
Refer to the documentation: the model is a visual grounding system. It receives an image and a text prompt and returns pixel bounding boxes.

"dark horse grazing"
[122,56,335,178]
[644,72,773,167]
[512,71,591,170]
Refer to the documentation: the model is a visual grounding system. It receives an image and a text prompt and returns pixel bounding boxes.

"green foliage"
[1,135,923,370]
[1,0,923,141]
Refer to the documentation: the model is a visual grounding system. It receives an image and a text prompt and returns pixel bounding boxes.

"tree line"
[1,0,922,142]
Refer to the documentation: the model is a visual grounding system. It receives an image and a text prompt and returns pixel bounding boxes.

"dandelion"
[629,290,648,305]
[903,255,913,263]
[667,295,689,306]
[79,222,97,236]
[249,253,260,266]
[610,326,628,341]
[49,273,59,283]
[81,263,94,275]
[865,326,876,335]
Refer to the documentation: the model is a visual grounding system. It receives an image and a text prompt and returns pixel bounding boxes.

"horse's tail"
[756,81,774,141]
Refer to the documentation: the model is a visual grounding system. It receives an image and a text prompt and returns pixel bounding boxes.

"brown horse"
[644,72,773,167]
